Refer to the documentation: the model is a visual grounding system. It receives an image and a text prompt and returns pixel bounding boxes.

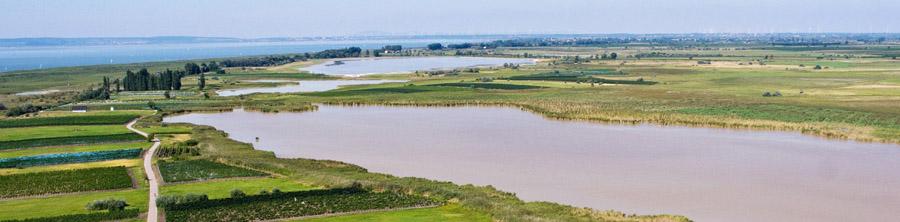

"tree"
[184,63,202,75]
[0,103,6,110]
[814,64,823,70]
[164,91,171,99]
[382,45,402,52]
[199,73,206,90]
[230,189,246,198]
[609,52,618,60]
[114,78,121,92]
[427,43,443,50]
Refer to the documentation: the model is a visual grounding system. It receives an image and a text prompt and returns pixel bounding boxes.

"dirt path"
[126,118,161,222]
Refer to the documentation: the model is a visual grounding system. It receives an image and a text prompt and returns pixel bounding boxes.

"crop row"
[0,148,142,168]
[0,133,145,150]
[0,209,139,222]
[156,145,200,158]
[0,114,140,128]
[158,159,267,183]
[164,188,438,222]
[0,166,133,198]
[428,83,544,90]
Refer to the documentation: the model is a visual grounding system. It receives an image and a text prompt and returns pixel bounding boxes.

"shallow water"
[300,57,535,76]
[215,79,406,96]
[0,39,486,72]
[164,105,900,222]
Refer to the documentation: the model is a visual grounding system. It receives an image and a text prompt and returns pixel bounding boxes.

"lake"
[0,39,484,72]
[215,79,407,96]
[300,57,535,76]
[164,105,900,222]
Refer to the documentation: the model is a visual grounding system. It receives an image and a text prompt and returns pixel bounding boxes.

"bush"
[157,193,209,208]
[5,104,48,117]
[230,189,246,198]
[86,198,129,211]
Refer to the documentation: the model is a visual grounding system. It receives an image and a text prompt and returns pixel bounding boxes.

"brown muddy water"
[163,105,900,222]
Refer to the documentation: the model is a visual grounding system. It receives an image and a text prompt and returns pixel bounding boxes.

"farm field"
[0,159,141,176]
[0,166,134,198]
[0,188,147,220]
[0,125,134,141]
[162,188,438,222]
[0,141,150,158]
[158,159,268,183]
[296,204,491,222]
[161,177,317,199]
[0,125,143,150]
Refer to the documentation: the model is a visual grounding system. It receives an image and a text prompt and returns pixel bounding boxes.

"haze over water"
[165,105,900,222]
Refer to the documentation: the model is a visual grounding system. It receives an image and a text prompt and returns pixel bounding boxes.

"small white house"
[72,106,88,113]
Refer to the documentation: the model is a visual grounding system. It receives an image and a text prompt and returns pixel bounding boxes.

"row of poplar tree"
[120,62,215,91]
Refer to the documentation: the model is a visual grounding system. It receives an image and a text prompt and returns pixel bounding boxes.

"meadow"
[158,159,268,183]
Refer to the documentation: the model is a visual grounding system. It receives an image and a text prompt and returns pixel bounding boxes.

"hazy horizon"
[2,0,898,38]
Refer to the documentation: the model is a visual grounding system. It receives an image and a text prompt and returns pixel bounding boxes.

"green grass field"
[0,188,147,221]
[161,177,317,199]
[296,204,491,222]
[0,125,133,142]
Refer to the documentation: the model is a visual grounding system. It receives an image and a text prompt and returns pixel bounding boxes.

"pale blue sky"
[1,0,898,38]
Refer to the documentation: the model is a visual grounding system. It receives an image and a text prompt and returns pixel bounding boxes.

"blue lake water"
[0,39,484,72]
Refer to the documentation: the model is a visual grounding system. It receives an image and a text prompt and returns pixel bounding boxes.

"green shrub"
[157,193,209,208]
[85,198,129,211]
[230,189,246,198]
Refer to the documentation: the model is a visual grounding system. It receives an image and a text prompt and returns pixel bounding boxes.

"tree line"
[122,69,185,91]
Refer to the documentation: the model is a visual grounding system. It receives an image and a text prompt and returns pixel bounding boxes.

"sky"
[1,0,899,38]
